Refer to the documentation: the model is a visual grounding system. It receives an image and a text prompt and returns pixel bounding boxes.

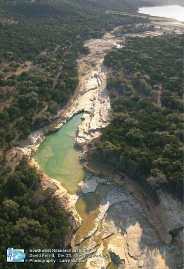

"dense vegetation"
[96,34,183,200]
[0,0,183,266]
[0,0,149,145]
[0,156,71,269]
[0,0,153,267]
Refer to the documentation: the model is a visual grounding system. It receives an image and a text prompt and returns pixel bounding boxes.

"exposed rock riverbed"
[16,21,184,154]
[16,21,184,269]
[72,175,183,269]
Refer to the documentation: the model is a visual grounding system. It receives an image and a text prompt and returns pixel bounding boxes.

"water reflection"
[138,5,184,22]
[34,114,84,194]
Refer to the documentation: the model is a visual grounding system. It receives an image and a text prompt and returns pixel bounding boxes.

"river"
[33,114,182,269]
[33,19,183,269]
[138,5,184,22]
[34,114,84,194]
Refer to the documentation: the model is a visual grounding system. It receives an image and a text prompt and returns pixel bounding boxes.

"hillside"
[0,0,183,267]
[95,34,183,201]
[0,1,151,268]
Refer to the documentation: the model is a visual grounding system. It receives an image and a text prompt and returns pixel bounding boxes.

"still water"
[34,114,118,268]
[138,5,184,22]
[34,114,84,194]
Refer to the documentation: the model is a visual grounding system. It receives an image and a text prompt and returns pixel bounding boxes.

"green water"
[74,184,118,269]
[34,114,84,194]
[107,259,118,269]
[34,114,118,269]
[75,184,111,242]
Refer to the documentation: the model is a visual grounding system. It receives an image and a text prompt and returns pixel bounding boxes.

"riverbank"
[70,147,183,269]
[82,140,184,247]
[15,17,184,156]
[30,158,81,231]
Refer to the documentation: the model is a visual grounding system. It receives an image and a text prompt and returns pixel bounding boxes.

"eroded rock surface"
[72,176,183,269]
[16,23,184,154]
[30,158,81,231]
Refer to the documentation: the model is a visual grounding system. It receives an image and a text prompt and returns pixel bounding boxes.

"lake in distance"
[138,5,184,22]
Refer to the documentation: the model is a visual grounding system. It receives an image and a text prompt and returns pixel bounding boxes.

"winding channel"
[33,20,183,269]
